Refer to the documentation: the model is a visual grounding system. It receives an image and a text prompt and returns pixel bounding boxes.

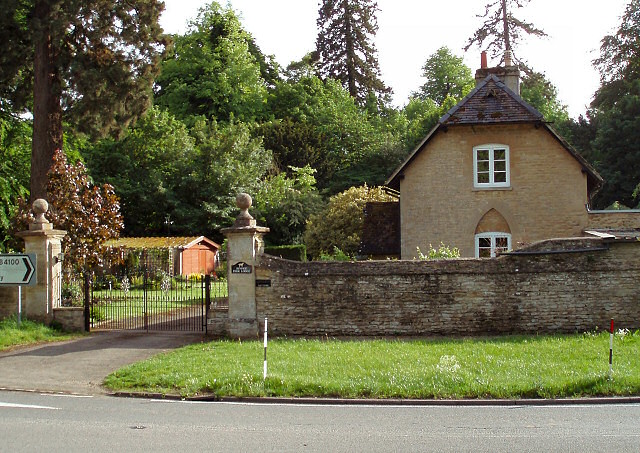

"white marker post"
[263,318,268,380]
[609,318,614,377]
[17,286,22,326]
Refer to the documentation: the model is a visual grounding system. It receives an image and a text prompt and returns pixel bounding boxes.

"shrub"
[318,247,354,261]
[264,244,307,261]
[215,261,227,280]
[304,185,395,259]
[416,243,460,260]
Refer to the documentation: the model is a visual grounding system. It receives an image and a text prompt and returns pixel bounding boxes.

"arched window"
[473,144,510,188]
[474,209,511,258]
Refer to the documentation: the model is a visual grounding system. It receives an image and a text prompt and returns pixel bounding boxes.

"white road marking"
[0,402,59,410]
[42,394,93,398]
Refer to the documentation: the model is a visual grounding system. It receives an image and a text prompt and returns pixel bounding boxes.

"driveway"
[0,331,206,395]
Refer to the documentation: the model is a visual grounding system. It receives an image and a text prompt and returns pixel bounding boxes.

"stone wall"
[587,210,640,230]
[254,238,639,337]
[52,307,85,332]
[0,287,19,319]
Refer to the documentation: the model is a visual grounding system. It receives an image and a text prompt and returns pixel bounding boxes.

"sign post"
[0,254,36,286]
[0,254,37,326]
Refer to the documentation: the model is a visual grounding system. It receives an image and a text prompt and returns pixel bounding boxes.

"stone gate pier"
[218,193,269,338]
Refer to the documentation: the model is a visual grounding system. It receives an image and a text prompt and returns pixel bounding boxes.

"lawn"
[90,279,227,323]
[0,316,82,351]
[103,330,640,399]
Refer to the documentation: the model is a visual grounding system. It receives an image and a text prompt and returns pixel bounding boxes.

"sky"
[159,0,629,119]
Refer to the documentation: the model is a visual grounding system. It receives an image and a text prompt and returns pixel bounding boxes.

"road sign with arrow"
[0,254,36,286]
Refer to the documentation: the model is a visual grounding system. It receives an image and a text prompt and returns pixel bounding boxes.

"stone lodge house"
[382,52,639,259]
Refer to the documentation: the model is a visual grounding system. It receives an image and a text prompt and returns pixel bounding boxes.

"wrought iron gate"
[85,250,227,332]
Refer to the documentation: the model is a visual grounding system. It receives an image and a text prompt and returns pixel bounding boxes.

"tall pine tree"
[315,0,390,105]
[0,0,167,200]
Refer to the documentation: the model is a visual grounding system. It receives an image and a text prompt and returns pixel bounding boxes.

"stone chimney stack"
[474,50,521,96]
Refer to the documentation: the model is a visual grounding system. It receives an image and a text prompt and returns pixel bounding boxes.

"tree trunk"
[501,0,511,51]
[343,0,357,99]
[31,0,63,202]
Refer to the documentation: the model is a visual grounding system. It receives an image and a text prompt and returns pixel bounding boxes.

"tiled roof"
[106,236,220,250]
[440,74,543,125]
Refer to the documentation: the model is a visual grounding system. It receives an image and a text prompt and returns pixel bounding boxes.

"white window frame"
[473,144,510,188]
[475,232,512,258]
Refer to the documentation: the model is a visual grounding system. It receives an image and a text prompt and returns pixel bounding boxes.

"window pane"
[477,161,490,172]
[477,172,489,183]
[494,171,506,183]
[479,237,491,247]
[479,248,491,258]
[477,150,489,160]
[496,237,509,248]
[494,161,506,172]
[494,149,506,160]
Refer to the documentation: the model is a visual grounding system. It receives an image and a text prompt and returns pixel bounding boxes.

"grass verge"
[0,316,81,351]
[104,331,640,399]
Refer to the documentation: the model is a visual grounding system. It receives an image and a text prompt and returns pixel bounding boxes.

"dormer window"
[473,144,510,188]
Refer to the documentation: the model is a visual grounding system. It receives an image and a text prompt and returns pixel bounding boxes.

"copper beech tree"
[15,149,123,271]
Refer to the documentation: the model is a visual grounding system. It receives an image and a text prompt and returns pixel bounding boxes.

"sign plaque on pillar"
[231,261,252,274]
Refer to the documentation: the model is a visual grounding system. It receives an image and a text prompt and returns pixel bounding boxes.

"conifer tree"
[0,0,167,200]
[315,0,390,104]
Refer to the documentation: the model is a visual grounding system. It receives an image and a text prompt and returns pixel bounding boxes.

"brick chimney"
[474,50,521,95]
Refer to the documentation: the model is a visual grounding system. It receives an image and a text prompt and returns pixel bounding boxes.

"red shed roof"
[107,236,220,250]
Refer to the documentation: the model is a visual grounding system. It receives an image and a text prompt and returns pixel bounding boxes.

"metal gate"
[85,250,227,332]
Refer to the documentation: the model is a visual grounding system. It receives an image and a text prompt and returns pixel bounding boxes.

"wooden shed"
[107,236,221,276]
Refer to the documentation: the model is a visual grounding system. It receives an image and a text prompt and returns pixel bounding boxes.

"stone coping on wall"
[258,237,629,276]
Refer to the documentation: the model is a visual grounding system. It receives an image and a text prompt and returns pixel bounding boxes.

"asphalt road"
[0,331,206,394]
[1,391,639,452]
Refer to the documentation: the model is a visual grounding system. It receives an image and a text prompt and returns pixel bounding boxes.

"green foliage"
[265,75,402,192]
[304,185,395,259]
[318,246,354,261]
[593,0,640,110]
[254,166,323,245]
[154,2,268,125]
[398,97,449,151]
[104,333,640,399]
[416,243,461,260]
[178,119,272,239]
[520,70,570,124]
[315,0,390,105]
[61,281,83,307]
[413,47,475,106]
[579,1,640,208]
[257,118,327,178]
[589,78,640,208]
[0,117,30,251]
[264,245,307,262]
[85,106,196,236]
